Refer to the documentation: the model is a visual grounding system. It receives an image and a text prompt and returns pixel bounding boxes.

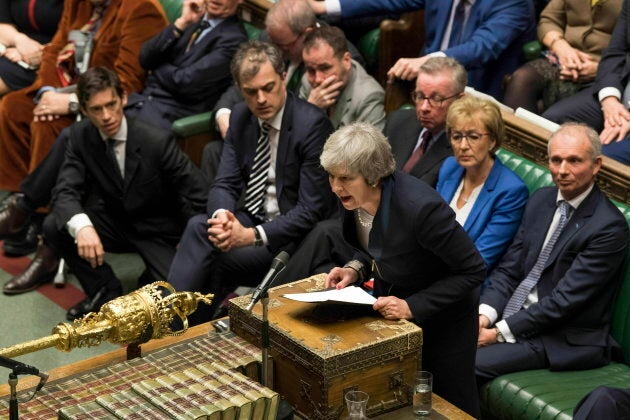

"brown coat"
[537,0,623,60]
[0,0,167,191]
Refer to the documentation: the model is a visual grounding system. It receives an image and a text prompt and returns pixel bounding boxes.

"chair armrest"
[172,111,214,138]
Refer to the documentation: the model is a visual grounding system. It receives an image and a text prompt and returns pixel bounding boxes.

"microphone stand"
[0,356,47,420]
[8,372,18,420]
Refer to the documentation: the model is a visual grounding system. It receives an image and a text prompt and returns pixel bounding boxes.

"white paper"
[282,286,376,305]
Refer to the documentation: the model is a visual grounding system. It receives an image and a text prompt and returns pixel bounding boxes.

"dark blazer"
[337,0,536,98]
[384,108,452,187]
[208,92,335,251]
[436,156,529,270]
[134,16,247,121]
[593,0,630,95]
[481,185,629,370]
[52,116,208,239]
[340,172,486,416]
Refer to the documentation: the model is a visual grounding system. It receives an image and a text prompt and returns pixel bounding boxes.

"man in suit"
[298,25,385,130]
[6,67,208,320]
[476,123,629,385]
[308,0,535,99]
[167,41,335,324]
[543,0,630,165]
[277,56,465,283]
[0,0,167,257]
[126,0,248,129]
[0,0,247,259]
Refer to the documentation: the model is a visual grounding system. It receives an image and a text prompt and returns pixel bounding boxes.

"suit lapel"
[464,159,501,230]
[409,131,450,179]
[93,0,120,44]
[434,0,455,45]
[91,125,123,189]
[544,186,599,270]
[123,119,141,192]
[330,64,355,128]
[275,94,294,199]
[439,161,464,203]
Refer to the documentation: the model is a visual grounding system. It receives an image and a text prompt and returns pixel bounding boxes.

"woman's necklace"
[356,208,374,228]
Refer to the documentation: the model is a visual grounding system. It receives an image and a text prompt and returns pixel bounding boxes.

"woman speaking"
[323,122,486,418]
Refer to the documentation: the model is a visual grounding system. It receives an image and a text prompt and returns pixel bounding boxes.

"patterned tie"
[186,20,211,53]
[56,3,106,86]
[244,123,271,217]
[448,0,468,48]
[402,131,431,173]
[503,200,572,318]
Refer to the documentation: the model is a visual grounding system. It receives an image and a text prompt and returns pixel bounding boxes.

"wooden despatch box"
[228,275,423,419]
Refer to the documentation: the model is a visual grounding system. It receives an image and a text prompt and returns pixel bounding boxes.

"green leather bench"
[482,149,630,420]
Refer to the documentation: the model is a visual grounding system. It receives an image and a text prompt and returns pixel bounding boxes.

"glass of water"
[413,371,432,416]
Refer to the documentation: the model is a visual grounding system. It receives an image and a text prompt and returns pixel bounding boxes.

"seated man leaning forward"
[167,41,335,324]
[36,67,208,321]
[324,122,486,418]
[477,123,629,385]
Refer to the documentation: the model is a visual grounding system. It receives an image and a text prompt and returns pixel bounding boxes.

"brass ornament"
[0,282,212,358]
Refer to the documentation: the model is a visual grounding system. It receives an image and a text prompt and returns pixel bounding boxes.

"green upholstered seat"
[358,28,380,70]
[483,149,630,420]
[158,0,182,23]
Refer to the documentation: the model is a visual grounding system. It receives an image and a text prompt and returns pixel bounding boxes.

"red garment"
[0,0,168,191]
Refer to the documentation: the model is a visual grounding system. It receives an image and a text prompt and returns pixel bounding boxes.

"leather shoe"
[0,194,30,239]
[3,220,39,256]
[3,242,59,294]
[66,286,122,321]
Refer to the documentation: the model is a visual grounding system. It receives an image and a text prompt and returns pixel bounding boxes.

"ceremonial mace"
[0,282,212,419]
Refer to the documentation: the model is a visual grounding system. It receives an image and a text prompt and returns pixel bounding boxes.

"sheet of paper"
[282,286,376,305]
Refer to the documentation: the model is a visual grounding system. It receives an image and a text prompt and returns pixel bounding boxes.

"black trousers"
[43,209,179,298]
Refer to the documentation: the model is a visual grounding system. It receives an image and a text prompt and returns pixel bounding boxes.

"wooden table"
[0,322,473,419]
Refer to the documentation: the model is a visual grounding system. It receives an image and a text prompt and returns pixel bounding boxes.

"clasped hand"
[207,210,254,252]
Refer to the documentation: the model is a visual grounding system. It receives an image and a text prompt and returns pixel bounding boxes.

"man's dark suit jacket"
[341,172,486,417]
[481,185,629,370]
[52,116,208,239]
[129,16,248,126]
[384,108,452,187]
[208,92,335,252]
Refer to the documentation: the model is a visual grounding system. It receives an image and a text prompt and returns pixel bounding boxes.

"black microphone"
[246,251,290,311]
[0,355,49,385]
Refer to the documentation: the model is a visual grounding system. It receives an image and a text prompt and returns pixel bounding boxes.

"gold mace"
[0,282,213,358]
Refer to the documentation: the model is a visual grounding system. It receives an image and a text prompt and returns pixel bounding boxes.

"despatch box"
[228,275,423,419]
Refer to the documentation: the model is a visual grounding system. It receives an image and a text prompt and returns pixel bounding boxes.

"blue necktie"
[503,201,572,319]
[448,0,468,47]
[244,123,271,217]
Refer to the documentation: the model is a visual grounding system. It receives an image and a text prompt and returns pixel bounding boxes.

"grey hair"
[418,56,467,94]
[265,0,316,36]
[320,122,396,185]
[230,40,284,86]
[548,122,602,161]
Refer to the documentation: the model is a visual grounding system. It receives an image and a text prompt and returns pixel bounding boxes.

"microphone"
[0,355,49,384]
[246,251,290,311]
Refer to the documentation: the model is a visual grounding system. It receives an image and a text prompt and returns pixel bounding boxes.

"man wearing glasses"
[386,56,466,188]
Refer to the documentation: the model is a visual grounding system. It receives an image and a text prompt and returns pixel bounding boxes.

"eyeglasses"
[449,131,490,143]
[411,92,460,107]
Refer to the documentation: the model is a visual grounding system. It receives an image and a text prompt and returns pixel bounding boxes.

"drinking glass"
[413,371,432,416]
[344,390,369,419]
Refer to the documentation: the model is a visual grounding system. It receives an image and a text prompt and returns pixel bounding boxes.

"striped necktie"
[402,131,431,173]
[503,200,572,319]
[244,123,271,217]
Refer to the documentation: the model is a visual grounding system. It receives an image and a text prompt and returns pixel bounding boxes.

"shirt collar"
[556,182,594,210]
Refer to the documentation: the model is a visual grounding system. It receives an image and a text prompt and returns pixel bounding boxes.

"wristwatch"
[68,93,80,114]
[253,227,264,247]
[495,327,506,343]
